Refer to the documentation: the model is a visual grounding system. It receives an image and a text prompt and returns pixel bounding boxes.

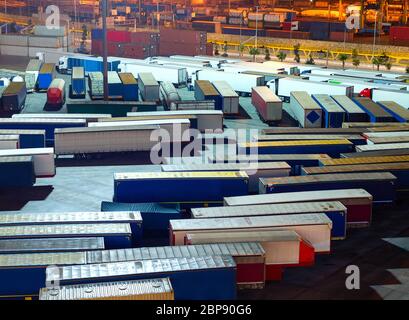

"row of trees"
[214,42,409,73]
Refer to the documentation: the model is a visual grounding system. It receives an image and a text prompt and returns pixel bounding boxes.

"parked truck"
[119,61,188,87]
[57,55,120,75]
[212,81,239,114]
[70,67,86,99]
[138,72,160,102]
[274,78,354,102]
[37,63,55,91]
[24,59,43,93]
[1,82,26,114]
[252,86,283,122]
[196,69,264,95]
[46,78,66,109]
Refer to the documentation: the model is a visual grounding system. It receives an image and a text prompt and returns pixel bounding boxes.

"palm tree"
[276,51,287,62]
[214,44,220,56]
[249,47,260,62]
[372,57,382,71]
[406,65,409,74]
[338,53,348,70]
[239,44,245,57]
[293,43,301,63]
[222,41,228,57]
[264,48,271,61]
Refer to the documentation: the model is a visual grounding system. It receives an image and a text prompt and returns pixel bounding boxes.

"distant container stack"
[159,27,209,56]
[91,29,159,59]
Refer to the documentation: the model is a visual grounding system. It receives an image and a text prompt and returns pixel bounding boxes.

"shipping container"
[210,154,331,175]
[0,211,142,240]
[51,256,237,300]
[161,162,290,193]
[212,81,239,115]
[239,139,354,157]
[37,63,55,91]
[261,172,397,204]
[70,67,86,98]
[0,129,45,148]
[377,101,409,123]
[260,127,366,135]
[126,110,224,132]
[170,213,332,253]
[185,230,314,281]
[107,71,123,99]
[371,89,409,109]
[0,252,86,297]
[0,237,104,254]
[252,86,282,122]
[0,148,54,177]
[352,97,396,123]
[191,201,346,239]
[196,69,264,95]
[0,118,86,146]
[253,134,366,145]
[138,72,160,101]
[118,73,138,101]
[331,95,369,122]
[312,94,346,128]
[0,135,19,150]
[356,142,409,155]
[46,78,66,108]
[303,162,409,190]
[89,119,190,143]
[113,171,249,205]
[54,125,159,155]
[224,189,373,227]
[290,91,323,128]
[88,72,104,99]
[0,156,35,187]
[86,243,265,288]
[40,278,174,300]
[277,78,353,101]
[101,202,182,237]
[194,80,220,108]
[58,56,120,75]
[341,149,409,158]
[0,223,132,249]
[1,82,26,113]
[119,62,187,87]
[160,81,181,110]
[25,59,42,92]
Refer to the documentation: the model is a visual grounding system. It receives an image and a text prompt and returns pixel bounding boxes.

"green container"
[66,100,157,117]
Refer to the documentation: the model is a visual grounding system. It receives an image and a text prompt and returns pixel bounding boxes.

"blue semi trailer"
[57,55,120,75]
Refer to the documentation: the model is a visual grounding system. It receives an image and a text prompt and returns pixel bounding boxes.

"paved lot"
[0,55,408,299]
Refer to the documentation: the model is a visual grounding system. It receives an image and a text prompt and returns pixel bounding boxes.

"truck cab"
[57,56,69,74]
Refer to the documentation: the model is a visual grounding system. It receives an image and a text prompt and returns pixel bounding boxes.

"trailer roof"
[0,251,86,267]
[86,242,265,264]
[39,278,173,300]
[54,125,159,134]
[26,59,42,72]
[331,95,367,114]
[115,171,249,181]
[39,63,55,73]
[0,223,132,239]
[240,139,353,148]
[191,201,346,219]
[0,156,33,163]
[290,91,322,110]
[224,188,373,206]
[356,142,409,152]
[170,213,332,231]
[303,162,409,174]
[312,94,345,113]
[72,67,85,79]
[186,230,301,243]
[260,172,397,187]
[118,72,137,85]
[0,148,53,157]
[51,256,236,281]
[138,72,158,86]
[0,237,104,253]
[0,211,142,226]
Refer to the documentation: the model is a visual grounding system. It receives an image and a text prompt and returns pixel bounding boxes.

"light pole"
[372,11,377,70]
[101,0,108,101]
[255,6,259,50]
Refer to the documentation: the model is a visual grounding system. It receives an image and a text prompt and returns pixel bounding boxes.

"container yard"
[0,1,408,307]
